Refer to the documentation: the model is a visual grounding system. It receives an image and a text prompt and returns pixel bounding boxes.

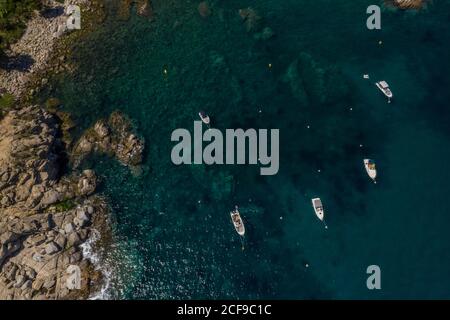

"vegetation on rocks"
[0,0,41,58]
[0,92,15,113]
[0,105,109,299]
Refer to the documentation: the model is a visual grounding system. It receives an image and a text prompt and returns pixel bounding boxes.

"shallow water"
[40,0,450,299]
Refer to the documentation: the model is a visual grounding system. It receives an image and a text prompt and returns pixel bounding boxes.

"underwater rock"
[73,111,144,168]
[198,2,212,18]
[118,0,133,20]
[385,0,426,9]
[238,7,263,33]
[137,0,154,19]
[119,0,154,20]
[283,52,349,106]
[254,27,275,41]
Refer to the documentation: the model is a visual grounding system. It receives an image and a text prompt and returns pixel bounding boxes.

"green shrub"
[52,199,77,212]
[0,92,15,109]
[45,97,62,111]
[0,0,41,53]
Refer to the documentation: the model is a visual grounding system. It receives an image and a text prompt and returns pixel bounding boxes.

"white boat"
[230,206,245,236]
[364,159,377,183]
[375,81,393,102]
[363,74,370,79]
[311,198,324,222]
[198,111,210,125]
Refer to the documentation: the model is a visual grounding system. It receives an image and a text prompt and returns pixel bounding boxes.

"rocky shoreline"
[1,1,82,98]
[0,106,100,299]
[0,105,144,299]
[0,0,145,299]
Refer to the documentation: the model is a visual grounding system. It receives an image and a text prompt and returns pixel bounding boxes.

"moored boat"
[375,81,393,103]
[311,198,327,229]
[230,206,245,236]
[364,159,377,183]
[198,111,210,125]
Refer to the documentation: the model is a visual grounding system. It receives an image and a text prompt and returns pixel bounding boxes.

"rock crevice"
[0,106,108,300]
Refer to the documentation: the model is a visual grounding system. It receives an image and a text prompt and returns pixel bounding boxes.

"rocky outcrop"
[0,199,107,300]
[386,0,427,9]
[0,106,108,300]
[0,106,98,212]
[238,7,274,41]
[0,106,60,211]
[238,8,263,33]
[72,111,144,168]
[118,0,154,20]
[137,0,154,19]
[198,2,212,18]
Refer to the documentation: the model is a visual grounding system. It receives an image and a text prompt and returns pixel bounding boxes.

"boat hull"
[230,211,245,236]
[311,198,324,221]
[375,82,393,99]
[198,112,210,125]
[364,159,377,181]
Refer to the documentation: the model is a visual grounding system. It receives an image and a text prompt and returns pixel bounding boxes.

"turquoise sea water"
[40,0,450,299]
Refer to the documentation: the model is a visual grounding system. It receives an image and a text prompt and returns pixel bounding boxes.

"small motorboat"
[363,74,370,79]
[198,111,210,125]
[312,198,327,228]
[230,206,245,237]
[364,159,377,183]
[375,81,393,103]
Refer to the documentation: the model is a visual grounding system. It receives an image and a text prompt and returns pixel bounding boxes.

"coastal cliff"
[0,106,106,299]
[0,0,145,299]
[0,105,144,299]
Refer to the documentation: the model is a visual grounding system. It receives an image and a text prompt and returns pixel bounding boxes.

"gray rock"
[69,251,83,263]
[77,176,96,196]
[77,229,88,241]
[55,235,66,249]
[32,253,44,262]
[21,280,32,290]
[14,275,26,288]
[4,264,18,281]
[0,232,22,266]
[29,234,46,246]
[43,278,56,289]
[25,268,37,280]
[67,232,81,247]
[41,190,61,206]
[64,222,75,234]
[74,209,89,228]
[44,242,60,255]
